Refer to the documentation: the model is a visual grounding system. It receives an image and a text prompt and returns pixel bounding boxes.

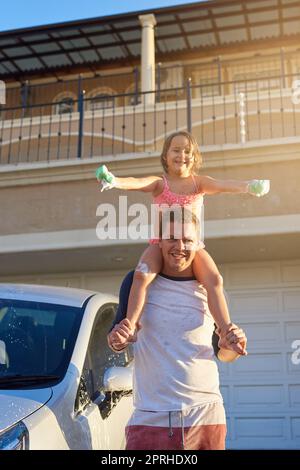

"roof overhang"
[0,0,300,81]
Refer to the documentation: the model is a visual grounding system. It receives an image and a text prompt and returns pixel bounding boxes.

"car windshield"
[0,298,85,388]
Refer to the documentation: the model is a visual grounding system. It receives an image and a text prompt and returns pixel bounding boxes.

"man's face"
[159,221,198,274]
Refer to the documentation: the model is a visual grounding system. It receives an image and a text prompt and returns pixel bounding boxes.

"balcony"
[0,70,299,166]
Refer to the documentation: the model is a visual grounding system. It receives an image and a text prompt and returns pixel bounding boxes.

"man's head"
[159,208,200,277]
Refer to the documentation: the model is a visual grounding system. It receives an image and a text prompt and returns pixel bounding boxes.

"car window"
[0,298,84,386]
[79,303,133,402]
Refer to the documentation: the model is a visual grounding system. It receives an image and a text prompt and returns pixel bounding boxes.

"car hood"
[0,387,52,433]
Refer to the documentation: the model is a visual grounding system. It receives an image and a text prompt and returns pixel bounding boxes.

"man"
[108,210,247,450]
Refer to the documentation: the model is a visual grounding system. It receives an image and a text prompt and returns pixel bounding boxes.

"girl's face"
[166,135,194,177]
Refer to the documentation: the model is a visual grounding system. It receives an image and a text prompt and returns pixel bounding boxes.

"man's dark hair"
[158,205,200,242]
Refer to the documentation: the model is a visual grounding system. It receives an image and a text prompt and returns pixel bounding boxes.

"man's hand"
[217,323,247,356]
[107,319,141,352]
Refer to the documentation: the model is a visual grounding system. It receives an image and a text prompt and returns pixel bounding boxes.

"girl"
[96,131,269,354]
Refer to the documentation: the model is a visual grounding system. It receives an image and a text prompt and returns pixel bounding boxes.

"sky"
[0,0,205,32]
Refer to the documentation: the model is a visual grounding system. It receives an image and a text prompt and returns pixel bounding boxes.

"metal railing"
[4,49,299,111]
[4,69,140,113]
[0,73,299,166]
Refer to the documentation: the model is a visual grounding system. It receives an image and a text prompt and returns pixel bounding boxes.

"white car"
[0,283,134,450]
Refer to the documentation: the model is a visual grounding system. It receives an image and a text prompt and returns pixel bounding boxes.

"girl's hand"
[107,319,142,352]
[247,179,270,197]
[95,165,116,192]
[217,323,247,356]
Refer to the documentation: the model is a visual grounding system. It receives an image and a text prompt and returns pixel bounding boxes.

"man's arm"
[212,329,220,357]
[107,271,135,353]
[109,270,134,333]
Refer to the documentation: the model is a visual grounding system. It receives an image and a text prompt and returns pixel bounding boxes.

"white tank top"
[133,275,223,412]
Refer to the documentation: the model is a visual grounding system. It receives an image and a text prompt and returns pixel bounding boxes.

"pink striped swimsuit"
[150,174,205,248]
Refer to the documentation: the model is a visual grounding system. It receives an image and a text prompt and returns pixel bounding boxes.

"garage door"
[3,261,300,449]
[219,260,300,450]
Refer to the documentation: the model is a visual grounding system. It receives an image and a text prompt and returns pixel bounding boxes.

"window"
[230,58,282,94]
[158,65,184,93]
[191,68,220,98]
[76,303,132,411]
[0,298,84,383]
[55,97,74,114]
[125,83,141,106]
[53,92,76,115]
[233,69,281,94]
[86,87,117,111]
[89,93,114,111]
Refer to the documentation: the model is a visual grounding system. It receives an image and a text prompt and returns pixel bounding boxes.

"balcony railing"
[0,73,299,166]
[3,49,299,110]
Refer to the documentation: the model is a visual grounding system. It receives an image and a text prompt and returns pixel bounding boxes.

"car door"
[73,303,134,450]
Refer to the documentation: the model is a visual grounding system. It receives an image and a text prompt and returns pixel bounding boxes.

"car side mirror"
[103,363,133,392]
[99,363,133,420]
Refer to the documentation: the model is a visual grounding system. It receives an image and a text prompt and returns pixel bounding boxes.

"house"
[0,0,300,449]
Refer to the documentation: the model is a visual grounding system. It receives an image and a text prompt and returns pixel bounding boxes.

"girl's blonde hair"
[160,131,202,175]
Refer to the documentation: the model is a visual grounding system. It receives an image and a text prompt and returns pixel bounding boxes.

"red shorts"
[125,402,226,450]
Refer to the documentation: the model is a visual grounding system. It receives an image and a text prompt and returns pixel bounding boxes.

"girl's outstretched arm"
[96,164,162,192]
[196,175,248,194]
[113,175,162,192]
[196,175,270,197]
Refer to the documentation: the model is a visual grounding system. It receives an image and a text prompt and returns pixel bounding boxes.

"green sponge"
[248,179,270,197]
[95,165,116,191]
[95,165,115,184]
